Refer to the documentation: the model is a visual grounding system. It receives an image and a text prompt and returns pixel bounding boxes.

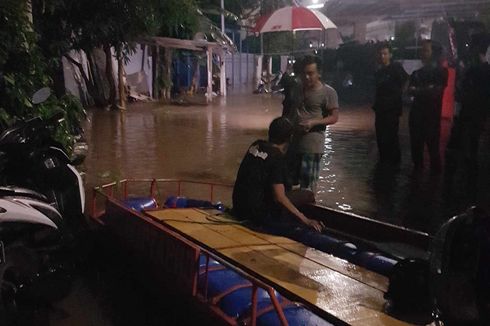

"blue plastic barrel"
[219,287,283,319]
[333,242,358,260]
[122,197,157,212]
[198,254,221,269]
[257,305,334,326]
[353,251,398,276]
[293,231,342,253]
[165,196,224,211]
[198,269,251,299]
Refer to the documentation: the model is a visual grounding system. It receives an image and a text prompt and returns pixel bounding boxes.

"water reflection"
[83,91,487,234]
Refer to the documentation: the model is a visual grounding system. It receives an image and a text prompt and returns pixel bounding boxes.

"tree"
[0,0,85,151]
[33,0,199,109]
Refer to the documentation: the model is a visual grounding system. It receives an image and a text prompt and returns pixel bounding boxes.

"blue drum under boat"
[122,196,157,212]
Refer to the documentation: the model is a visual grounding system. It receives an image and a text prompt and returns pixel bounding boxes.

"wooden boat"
[89,178,434,326]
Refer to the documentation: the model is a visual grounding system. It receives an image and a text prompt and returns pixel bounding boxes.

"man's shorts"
[298,153,322,190]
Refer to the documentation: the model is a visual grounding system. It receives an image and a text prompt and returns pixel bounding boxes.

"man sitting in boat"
[232,117,324,233]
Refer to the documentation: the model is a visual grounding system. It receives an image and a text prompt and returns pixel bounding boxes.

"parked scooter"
[0,88,86,323]
[253,71,283,94]
[0,88,86,231]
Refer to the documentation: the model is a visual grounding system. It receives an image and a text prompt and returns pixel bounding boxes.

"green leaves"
[0,0,85,153]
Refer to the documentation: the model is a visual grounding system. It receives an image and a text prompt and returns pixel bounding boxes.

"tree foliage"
[0,0,85,151]
[32,0,203,109]
[3,0,248,114]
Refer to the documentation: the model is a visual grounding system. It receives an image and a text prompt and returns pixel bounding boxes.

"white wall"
[225,52,257,88]
[366,20,395,42]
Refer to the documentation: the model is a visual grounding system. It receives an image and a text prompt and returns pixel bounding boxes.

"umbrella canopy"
[252,6,337,33]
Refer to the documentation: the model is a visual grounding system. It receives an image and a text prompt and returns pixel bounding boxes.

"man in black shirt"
[373,43,409,165]
[446,37,490,198]
[408,40,448,174]
[232,117,323,232]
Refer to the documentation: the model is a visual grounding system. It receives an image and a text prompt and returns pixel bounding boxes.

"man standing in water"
[293,56,339,191]
[373,43,408,165]
[408,40,448,174]
[446,36,490,199]
[232,117,324,232]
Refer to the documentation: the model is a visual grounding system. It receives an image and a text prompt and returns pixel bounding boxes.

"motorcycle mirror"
[31,87,52,104]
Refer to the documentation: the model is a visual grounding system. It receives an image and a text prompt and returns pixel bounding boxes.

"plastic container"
[122,196,157,212]
[164,196,224,211]
[257,305,334,326]
[353,251,398,276]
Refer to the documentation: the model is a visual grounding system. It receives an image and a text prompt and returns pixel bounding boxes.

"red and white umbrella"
[252,6,337,34]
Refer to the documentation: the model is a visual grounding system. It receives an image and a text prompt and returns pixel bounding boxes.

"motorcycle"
[253,71,283,94]
[0,88,86,229]
[0,88,87,323]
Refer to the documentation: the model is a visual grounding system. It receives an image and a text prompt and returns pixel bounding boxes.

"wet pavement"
[83,88,489,235]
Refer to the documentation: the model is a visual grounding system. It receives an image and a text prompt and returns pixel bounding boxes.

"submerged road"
[47,88,489,326]
[83,89,490,234]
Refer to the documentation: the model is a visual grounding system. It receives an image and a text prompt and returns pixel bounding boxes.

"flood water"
[83,88,490,235]
[46,88,490,326]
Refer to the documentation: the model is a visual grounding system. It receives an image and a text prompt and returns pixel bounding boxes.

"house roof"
[324,0,490,22]
[142,36,222,52]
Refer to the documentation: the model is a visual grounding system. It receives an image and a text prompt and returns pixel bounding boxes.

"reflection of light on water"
[206,109,214,158]
[317,129,340,204]
[336,202,352,211]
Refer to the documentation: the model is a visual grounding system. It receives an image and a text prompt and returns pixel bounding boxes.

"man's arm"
[300,108,339,132]
[272,183,324,232]
[305,108,339,127]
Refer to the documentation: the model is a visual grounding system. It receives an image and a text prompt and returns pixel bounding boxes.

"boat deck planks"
[146,208,412,326]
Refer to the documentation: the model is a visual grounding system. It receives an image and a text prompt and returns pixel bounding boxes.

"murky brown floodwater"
[83,89,490,234]
[48,88,490,326]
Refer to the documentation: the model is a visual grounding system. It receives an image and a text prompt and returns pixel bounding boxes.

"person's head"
[268,117,293,147]
[302,55,322,89]
[377,42,392,66]
[420,40,434,65]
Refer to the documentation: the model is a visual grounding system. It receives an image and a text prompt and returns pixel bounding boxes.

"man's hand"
[305,218,325,232]
[299,119,315,132]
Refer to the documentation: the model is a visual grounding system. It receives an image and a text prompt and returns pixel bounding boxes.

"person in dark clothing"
[279,60,304,186]
[232,117,324,232]
[408,40,448,174]
[279,61,304,123]
[459,40,490,172]
[446,37,490,199]
[373,43,409,165]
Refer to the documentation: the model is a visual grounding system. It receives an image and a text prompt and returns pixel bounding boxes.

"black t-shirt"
[373,62,408,115]
[461,63,490,124]
[409,63,448,115]
[232,140,287,223]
